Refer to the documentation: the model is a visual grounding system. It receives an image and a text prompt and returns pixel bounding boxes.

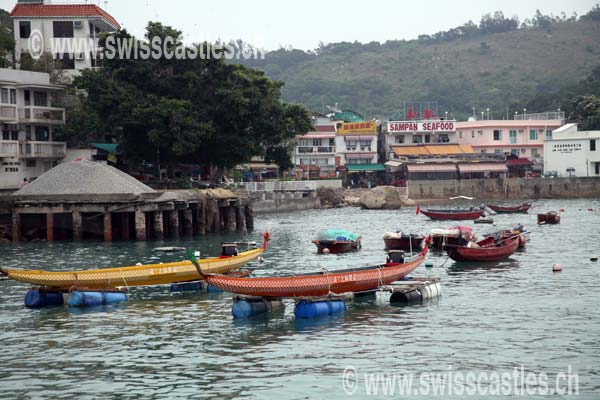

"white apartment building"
[544,123,600,177]
[10,0,120,74]
[0,68,66,189]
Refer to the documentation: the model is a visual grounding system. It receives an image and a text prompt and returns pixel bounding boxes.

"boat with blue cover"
[312,229,362,254]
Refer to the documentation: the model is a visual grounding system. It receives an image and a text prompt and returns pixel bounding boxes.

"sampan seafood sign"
[387,121,456,133]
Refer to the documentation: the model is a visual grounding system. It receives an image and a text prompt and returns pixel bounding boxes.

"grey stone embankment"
[242,191,321,214]
[317,186,415,210]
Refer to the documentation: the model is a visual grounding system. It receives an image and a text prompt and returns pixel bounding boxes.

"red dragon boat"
[487,203,532,213]
[484,225,529,249]
[383,232,425,251]
[188,241,430,298]
[420,208,484,221]
[444,236,520,262]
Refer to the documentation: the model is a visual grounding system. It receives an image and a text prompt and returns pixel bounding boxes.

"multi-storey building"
[455,112,565,163]
[0,68,66,189]
[10,0,120,74]
[544,123,600,177]
[293,118,338,179]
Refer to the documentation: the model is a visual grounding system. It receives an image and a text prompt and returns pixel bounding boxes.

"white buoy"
[136,263,142,266]
[552,263,563,272]
[258,256,264,263]
[194,251,201,257]
[322,248,330,254]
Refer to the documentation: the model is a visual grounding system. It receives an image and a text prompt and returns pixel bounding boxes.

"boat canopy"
[316,229,360,242]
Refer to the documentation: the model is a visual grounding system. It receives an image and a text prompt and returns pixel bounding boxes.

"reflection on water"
[1,199,599,398]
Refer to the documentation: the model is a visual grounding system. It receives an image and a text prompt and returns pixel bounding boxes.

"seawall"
[408,177,600,200]
[251,192,321,213]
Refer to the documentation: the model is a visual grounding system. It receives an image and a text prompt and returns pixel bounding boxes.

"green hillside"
[240,15,600,119]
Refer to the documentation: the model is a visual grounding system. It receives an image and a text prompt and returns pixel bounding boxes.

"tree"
[570,95,600,129]
[70,23,312,178]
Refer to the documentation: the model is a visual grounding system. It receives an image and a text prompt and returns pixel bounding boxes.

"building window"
[25,160,36,168]
[532,148,540,158]
[0,88,14,104]
[329,138,335,146]
[545,130,552,140]
[459,131,463,139]
[312,139,322,146]
[529,129,538,140]
[591,139,596,152]
[509,130,517,144]
[413,135,423,143]
[494,149,503,154]
[35,126,50,141]
[395,135,404,144]
[53,21,74,38]
[493,130,502,140]
[33,91,48,107]
[19,21,31,39]
[596,162,600,175]
[56,53,75,70]
[511,149,519,156]
[424,134,431,143]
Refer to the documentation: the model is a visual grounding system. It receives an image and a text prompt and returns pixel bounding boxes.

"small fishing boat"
[383,232,425,251]
[419,208,484,220]
[474,217,494,224]
[444,236,520,262]
[0,234,270,290]
[189,241,430,298]
[430,226,473,250]
[537,211,560,225]
[487,203,532,213]
[312,229,361,254]
[484,225,529,249]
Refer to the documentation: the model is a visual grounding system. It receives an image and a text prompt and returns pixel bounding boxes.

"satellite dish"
[467,117,476,122]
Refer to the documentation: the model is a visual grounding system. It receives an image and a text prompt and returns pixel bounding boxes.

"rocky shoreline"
[317,186,415,209]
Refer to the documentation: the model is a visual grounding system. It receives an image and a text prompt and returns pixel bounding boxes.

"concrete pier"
[1,162,253,243]
[72,211,83,241]
[103,213,112,242]
[135,210,146,241]
[153,211,164,240]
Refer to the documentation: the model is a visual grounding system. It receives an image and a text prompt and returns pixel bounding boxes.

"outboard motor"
[221,243,239,257]
[386,250,405,264]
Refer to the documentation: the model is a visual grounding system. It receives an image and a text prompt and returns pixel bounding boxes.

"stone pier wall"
[0,189,254,243]
[408,177,600,200]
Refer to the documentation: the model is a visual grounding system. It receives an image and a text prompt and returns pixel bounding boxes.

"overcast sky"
[1,0,595,50]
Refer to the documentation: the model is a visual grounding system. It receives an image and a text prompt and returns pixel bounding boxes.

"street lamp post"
[486,107,490,120]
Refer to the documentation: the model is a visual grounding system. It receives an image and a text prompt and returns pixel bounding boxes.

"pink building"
[455,113,564,162]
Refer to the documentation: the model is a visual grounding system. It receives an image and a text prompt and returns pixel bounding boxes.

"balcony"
[296,146,335,154]
[0,105,17,122]
[0,140,19,157]
[18,141,66,158]
[18,106,66,125]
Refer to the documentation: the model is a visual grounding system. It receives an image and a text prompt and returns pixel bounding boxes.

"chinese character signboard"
[337,122,378,135]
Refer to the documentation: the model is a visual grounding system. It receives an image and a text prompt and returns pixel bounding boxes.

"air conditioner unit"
[539,129,544,132]
[477,130,483,134]
[75,52,85,60]
[73,21,84,29]
[519,130,524,133]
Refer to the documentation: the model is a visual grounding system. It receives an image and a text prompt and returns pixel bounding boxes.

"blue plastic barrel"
[232,299,268,318]
[207,285,223,293]
[294,299,346,319]
[171,282,203,292]
[67,291,127,307]
[390,289,422,304]
[102,291,127,305]
[24,289,64,308]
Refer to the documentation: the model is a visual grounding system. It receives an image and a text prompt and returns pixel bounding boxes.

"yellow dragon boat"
[0,234,269,290]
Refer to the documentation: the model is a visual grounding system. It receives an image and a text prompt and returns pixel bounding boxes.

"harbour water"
[1,199,599,399]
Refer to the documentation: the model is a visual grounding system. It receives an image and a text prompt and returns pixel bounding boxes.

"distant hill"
[240,16,600,119]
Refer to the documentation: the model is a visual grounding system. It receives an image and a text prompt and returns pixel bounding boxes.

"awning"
[297,133,336,139]
[458,163,508,173]
[384,160,403,168]
[506,158,533,166]
[346,164,385,172]
[91,143,118,154]
[344,135,374,141]
[407,164,457,173]
[345,152,376,160]
[392,144,475,157]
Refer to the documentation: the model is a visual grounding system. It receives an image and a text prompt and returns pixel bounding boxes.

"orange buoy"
[560,208,565,212]
[552,263,563,272]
